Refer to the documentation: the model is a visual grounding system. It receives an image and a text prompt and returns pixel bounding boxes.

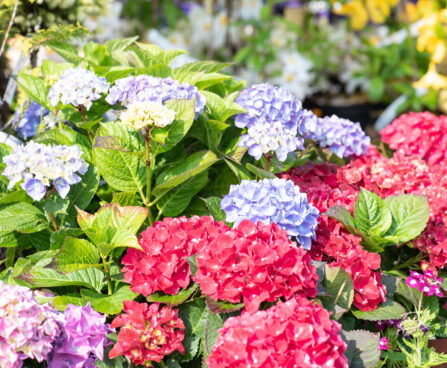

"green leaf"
[178,299,208,362]
[52,294,85,310]
[151,99,196,155]
[205,296,244,314]
[0,203,48,233]
[245,163,277,179]
[354,189,392,236]
[203,312,225,365]
[112,192,137,206]
[81,285,138,314]
[202,197,226,222]
[224,158,252,180]
[323,266,354,309]
[342,330,380,368]
[15,74,50,108]
[147,284,198,306]
[49,41,85,64]
[93,122,146,192]
[382,194,430,243]
[173,60,230,76]
[50,228,83,250]
[157,171,208,217]
[105,37,138,52]
[18,267,104,292]
[34,127,93,162]
[152,150,219,202]
[396,280,421,307]
[324,205,356,230]
[369,76,385,102]
[51,237,100,273]
[352,299,406,321]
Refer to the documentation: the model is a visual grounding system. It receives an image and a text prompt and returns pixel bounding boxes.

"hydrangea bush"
[0,37,446,368]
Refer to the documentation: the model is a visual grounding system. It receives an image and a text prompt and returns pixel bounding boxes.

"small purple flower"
[374,320,386,331]
[234,84,305,162]
[420,324,430,335]
[106,75,206,115]
[379,337,388,351]
[220,178,319,249]
[47,303,111,368]
[405,270,443,297]
[12,101,57,140]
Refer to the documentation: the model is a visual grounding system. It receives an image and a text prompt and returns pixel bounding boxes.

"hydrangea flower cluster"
[0,281,63,368]
[280,162,387,311]
[220,178,319,249]
[120,101,176,130]
[48,67,110,110]
[2,142,88,201]
[12,101,57,140]
[47,303,111,368]
[414,223,447,268]
[234,83,304,161]
[405,270,443,297]
[381,112,447,166]
[109,301,185,365]
[122,216,230,296]
[105,75,206,114]
[207,296,348,368]
[313,114,371,158]
[193,220,318,312]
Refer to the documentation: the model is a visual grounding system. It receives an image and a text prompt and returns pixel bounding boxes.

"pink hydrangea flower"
[193,219,318,312]
[207,296,348,368]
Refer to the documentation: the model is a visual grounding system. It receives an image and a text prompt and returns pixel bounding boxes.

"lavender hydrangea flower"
[47,303,111,368]
[12,101,57,140]
[106,75,206,114]
[48,67,110,110]
[2,142,88,201]
[0,281,63,368]
[300,112,370,158]
[220,178,319,249]
[234,84,304,162]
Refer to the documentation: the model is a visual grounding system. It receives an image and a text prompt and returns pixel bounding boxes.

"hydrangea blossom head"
[193,220,319,312]
[120,101,176,130]
[2,142,88,201]
[106,75,206,114]
[48,67,109,110]
[47,303,111,368]
[0,281,63,367]
[234,83,304,161]
[122,216,230,296]
[12,101,57,140]
[405,270,443,297]
[220,178,319,249]
[316,115,370,157]
[109,301,185,365]
[207,296,348,368]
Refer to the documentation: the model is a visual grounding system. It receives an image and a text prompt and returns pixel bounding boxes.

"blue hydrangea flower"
[297,110,370,158]
[106,75,206,115]
[48,67,110,110]
[2,142,88,201]
[220,178,319,249]
[315,115,370,158]
[234,84,304,162]
[12,101,57,140]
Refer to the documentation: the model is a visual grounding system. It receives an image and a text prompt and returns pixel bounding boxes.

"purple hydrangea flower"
[48,67,110,110]
[2,142,88,201]
[220,178,319,249]
[0,281,63,368]
[234,83,305,162]
[12,101,57,140]
[106,75,206,115]
[405,270,443,297]
[309,114,370,158]
[47,303,111,368]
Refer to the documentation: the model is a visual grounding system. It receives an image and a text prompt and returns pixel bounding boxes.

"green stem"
[102,256,113,295]
[145,130,154,225]
[48,212,59,231]
[158,361,167,368]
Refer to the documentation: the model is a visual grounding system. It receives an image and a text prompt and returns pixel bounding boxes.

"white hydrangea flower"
[48,67,110,110]
[120,101,176,130]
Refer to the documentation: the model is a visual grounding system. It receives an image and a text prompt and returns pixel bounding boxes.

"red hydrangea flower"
[121,216,230,296]
[193,220,318,312]
[414,222,447,268]
[207,296,348,368]
[109,301,184,365]
[381,112,447,166]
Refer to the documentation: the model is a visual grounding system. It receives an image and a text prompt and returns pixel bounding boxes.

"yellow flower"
[413,63,447,91]
[120,101,176,130]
